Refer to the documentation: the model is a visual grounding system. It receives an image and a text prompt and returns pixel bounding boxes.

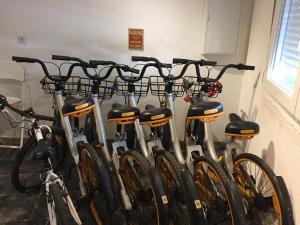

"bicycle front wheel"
[120,150,163,225]
[79,143,116,225]
[155,150,205,225]
[233,153,287,225]
[48,182,80,225]
[194,156,245,225]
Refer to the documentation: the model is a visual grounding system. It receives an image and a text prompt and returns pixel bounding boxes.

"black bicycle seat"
[188,101,223,118]
[225,113,260,136]
[62,97,94,115]
[108,104,140,120]
[140,106,172,123]
[32,140,55,161]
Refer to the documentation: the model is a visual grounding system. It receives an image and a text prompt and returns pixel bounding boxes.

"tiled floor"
[0,149,104,225]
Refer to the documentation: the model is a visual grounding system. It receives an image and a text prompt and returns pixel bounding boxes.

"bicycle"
[131,56,249,225]
[0,94,81,225]
[177,58,292,225]
[105,59,202,225]
[52,55,171,225]
[12,56,116,225]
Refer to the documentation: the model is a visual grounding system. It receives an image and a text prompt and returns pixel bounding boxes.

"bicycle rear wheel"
[79,143,116,225]
[120,150,164,225]
[233,153,287,225]
[194,156,245,225]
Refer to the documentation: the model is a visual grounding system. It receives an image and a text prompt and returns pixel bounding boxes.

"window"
[268,0,300,95]
[265,0,300,114]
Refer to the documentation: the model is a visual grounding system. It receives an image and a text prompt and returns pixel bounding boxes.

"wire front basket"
[40,76,81,95]
[183,76,202,96]
[183,76,222,98]
[79,78,115,100]
[149,76,184,97]
[115,76,149,97]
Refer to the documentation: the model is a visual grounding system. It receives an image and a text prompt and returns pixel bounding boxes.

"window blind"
[280,0,300,68]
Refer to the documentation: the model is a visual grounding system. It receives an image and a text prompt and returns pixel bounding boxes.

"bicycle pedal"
[75,195,92,210]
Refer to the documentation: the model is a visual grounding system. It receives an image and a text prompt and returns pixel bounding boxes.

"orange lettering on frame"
[128,28,144,49]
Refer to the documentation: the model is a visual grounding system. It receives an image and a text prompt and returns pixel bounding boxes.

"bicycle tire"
[79,143,116,225]
[126,123,136,149]
[48,182,78,225]
[155,150,206,225]
[233,153,288,225]
[11,136,41,193]
[83,113,121,209]
[162,124,171,151]
[120,150,164,225]
[194,156,246,225]
[11,128,66,194]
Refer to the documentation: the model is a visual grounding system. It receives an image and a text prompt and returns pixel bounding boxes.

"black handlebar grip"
[131,56,150,62]
[173,58,190,64]
[202,60,217,66]
[52,55,73,61]
[128,67,140,74]
[89,60,115,66]
[237,64,255,71]
[122,65,140,74]
[12,56,35,63]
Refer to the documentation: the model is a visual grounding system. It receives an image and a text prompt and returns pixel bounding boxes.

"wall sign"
[128,28,144,50]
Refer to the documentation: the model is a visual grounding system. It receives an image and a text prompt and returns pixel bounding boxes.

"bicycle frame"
[54,90,88,196]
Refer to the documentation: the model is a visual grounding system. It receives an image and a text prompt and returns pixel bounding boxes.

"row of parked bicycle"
[0,55,294,225]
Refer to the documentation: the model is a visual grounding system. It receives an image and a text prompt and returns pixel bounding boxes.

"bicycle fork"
[55,91,87,197]
[92,94,132,210]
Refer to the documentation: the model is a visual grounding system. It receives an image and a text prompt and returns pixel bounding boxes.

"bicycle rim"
[233,155,282,225]
[155,152,190,225]
[120,152,160,225]
[194,159,234,225]
[80,146,106,225]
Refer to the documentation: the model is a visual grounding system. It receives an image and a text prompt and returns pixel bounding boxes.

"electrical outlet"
[17,36,26,45]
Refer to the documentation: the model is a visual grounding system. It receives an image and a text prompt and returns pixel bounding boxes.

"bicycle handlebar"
[12,56,85,82]
[173,58,217,66]
[132,56,211,80]
[173,57,255,82]
[0,95,53,121]
[210,63,255,82]
[89,60,117,66]
[53,55,140,81]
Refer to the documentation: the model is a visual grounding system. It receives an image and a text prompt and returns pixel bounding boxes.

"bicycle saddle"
[108,103,140,121]
[188,101,223,118]
[139,104,172,124]
[32,140,55,161]
[225,113,259,138]
[62,97,94,116]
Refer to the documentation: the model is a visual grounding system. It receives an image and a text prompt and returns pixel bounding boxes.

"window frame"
[264,0,300,114]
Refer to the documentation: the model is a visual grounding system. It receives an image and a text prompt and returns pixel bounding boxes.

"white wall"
[238,0,299,222]
[0,0,253,140]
